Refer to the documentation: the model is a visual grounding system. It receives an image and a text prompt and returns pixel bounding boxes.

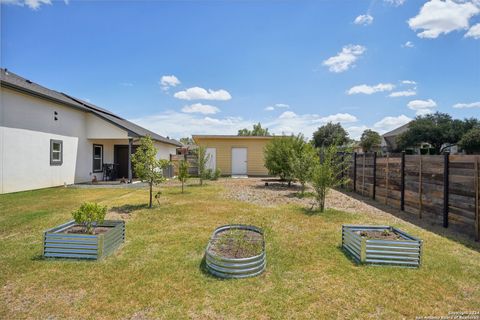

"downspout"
[128,138,133,183]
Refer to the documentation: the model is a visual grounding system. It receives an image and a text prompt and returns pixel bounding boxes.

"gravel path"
[220,178,386,215]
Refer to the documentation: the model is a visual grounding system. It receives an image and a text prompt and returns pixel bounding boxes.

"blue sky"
[1,0,479,139]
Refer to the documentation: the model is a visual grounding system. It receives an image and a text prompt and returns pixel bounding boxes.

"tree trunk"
[149,182,153,208]
[182,181,184,193]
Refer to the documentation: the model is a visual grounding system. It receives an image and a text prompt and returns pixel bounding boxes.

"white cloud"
[265,103,290,111]
[159,75,180,91]
[181,103,220,115]
[402,41,415,48]
[130,110,359,140]
[322,44,366,73]
[384,0,406,6]
[408,0,480,39]
[354,14,374,25]
[407,99,437,115]
[347,83,395,95]
[0,0,51,9]
[173,87,232,101]
[453,101,480,108]
[373,115,412,133]
[465,23,480,38]
[346,125,370,140]
[389,90,417,97]
[402,80,417,85]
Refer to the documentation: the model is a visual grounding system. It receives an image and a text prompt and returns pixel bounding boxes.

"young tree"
[72,202,107,234]
[177,159,189,193]
[264,134,304,186]
[312,122,349,148]
[360,129,382,152]
[459,127,480,154]
[238,122,270,136]
[197,145,211,186]
[309,145,350,212]
[290,142,318,196]
[131,136,170,208]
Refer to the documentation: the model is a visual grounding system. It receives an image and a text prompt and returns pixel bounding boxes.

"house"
[0,68,181,194]
[381,122,410,152]
[192,135,274,176]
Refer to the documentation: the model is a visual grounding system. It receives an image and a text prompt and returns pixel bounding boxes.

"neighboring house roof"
[382,122,411,150]
[0,68,181,147]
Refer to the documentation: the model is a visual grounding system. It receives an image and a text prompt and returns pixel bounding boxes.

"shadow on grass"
[285,191,315,199]
[110,203,149,214]
[336,245,361,267]
[335,188,480,252]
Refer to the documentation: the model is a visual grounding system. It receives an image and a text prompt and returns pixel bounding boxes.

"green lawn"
[1,182,479,319]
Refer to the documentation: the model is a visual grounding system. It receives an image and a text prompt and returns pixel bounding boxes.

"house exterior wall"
[0,87,176,193]
[193,136,273,176]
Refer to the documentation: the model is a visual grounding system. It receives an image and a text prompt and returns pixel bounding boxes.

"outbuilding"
[192,135,274,177]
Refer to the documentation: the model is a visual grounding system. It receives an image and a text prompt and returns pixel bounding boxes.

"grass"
[1,181,479,319]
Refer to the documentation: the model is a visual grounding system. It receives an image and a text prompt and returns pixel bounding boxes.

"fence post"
[401,151,405,211]
[385,153,389,205]
[443,153,450,228]
[475,157,479,241]
[362,153,366,196]
[341,153,345,189]
[353,152,357,192]
[372,152,377,200]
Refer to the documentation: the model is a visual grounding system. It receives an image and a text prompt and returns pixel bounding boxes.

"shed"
[192,135,274,176]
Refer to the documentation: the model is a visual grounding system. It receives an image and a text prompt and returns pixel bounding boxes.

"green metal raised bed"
[342,225,423,267]
[43,220,125,260]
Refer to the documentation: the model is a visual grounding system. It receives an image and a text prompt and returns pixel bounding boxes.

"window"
[50,140,63,166]
[93,144,103,172]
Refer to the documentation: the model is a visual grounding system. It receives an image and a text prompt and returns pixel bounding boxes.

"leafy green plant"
[458,127,480,154]
[238,122,270,136]
[177,159,189,193]
[72,202,107,234]
[290,141,318,196]
[309,145,350,212]
[312,122,350,148]
[131,136,170,208]
[196,145,211,186]
[264,134,304,186]
[212,168,222,180]
[360,129,381,152]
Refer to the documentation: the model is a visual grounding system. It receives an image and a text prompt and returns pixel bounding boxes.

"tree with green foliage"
[360,129,382,152]
[196,145,211,186]
[290,141,318,196]
[459,128,480,154]
[264,134,304,185]
[312,122,349,148]
[180,137,194,146]
[397,112,477,154]
[309,145,350,212]
[238,122,270,136]
[72,202,107,234]
[131,136,170,208]
[177,159,189,193]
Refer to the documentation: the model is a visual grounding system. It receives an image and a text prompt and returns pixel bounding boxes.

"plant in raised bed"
[72,202,107,234]
[205,225,266,278]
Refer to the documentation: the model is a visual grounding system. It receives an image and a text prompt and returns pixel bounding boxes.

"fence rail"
[340,152,480,241]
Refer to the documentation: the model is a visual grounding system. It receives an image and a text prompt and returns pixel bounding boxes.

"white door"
[206,148,216,170]
[232,148,247,175]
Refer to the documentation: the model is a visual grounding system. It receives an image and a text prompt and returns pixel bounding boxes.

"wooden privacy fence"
[169,154,198,177]
[340,152,480,241]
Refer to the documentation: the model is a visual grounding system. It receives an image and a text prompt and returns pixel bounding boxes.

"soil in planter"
[61,225,113,235]
[210,229,263,259]
[356,230,404,240]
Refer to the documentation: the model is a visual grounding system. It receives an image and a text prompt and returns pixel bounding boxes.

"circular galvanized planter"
[205,224,266,279]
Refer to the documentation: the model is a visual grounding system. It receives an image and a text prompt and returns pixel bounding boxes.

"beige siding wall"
[194,137,272,176]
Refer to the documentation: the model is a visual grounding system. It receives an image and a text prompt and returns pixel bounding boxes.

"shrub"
[264,134,304,185]
[72,202,107,234]
[212,168,222,180]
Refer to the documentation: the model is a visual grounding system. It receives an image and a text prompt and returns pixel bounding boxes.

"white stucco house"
[0,68,181,194]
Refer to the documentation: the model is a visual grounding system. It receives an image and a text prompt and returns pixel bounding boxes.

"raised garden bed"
[205,224,266,278]
[43,220,125,260]
[342,225,423,267]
